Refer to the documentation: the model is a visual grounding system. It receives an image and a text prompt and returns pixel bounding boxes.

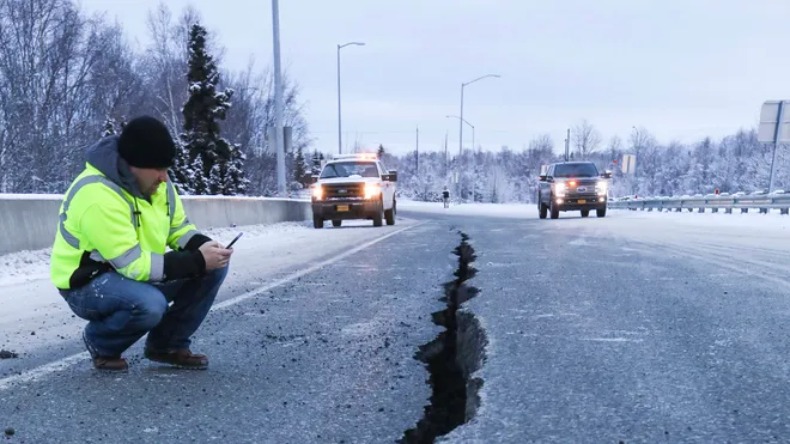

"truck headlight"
[553,182,566,197]
[596,180,608,196]
[364,183,381,199]
[312,185,324,200]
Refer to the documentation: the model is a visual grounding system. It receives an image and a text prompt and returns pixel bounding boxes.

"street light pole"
[337,41,365,154]
[457,74,499,201]
[447,114,477,202]
[631,125,640,178]
[446,114,474,148]
[271,0,286,195]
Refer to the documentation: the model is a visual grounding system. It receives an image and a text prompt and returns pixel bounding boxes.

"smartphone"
[226,232,243,249]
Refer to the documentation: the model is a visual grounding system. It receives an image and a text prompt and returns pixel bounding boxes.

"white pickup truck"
[310,153,398,228]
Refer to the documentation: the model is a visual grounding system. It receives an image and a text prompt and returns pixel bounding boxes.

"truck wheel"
[597,208,607,218]
[373,199,384,227]
[313,215,323,229]
[539,203,547,219]
[550,202,560,219]
[581,210,589,218]
[385,201,395,226]
[332,219,342,227]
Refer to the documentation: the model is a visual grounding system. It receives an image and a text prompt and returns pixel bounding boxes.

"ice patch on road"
[341,320,379,337]
[580,337,644,343]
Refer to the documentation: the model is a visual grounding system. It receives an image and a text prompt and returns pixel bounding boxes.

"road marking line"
[0,223,424,391]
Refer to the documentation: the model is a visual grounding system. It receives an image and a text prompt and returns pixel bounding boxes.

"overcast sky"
[78,0,790,156]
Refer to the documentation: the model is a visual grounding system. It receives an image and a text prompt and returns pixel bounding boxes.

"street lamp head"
[463,73,501,86]
[446,114,473,129]
[339,41,366,49]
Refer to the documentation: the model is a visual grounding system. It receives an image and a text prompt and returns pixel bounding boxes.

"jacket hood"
[85,136,146,199]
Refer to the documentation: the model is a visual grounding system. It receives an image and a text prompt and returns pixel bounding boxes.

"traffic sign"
[758,100,790,143]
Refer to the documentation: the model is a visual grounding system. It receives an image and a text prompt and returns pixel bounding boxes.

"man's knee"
[136,295,168,330]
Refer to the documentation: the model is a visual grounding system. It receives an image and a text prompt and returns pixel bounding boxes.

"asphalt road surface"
[4,208,790,443]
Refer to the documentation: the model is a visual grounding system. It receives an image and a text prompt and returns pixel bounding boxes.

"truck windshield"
[320,162,379,178]
[553,163,598,178]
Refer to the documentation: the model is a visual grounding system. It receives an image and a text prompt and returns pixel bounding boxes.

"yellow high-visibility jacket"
[50,136,208,290]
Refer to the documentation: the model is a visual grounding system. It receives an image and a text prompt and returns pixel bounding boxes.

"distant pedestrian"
[442,186,450,208]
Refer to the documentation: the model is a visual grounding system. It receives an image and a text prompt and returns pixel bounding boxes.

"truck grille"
[323,183,365,199]
[566,180,600,196]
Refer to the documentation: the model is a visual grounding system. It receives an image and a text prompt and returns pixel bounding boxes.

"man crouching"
[50,116,232,371]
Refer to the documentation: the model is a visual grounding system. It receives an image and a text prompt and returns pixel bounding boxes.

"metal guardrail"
[608,194,790,215]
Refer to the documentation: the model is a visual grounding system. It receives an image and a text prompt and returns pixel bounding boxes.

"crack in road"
[401,232,487,443]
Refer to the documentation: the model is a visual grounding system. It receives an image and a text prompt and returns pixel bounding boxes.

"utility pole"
[415,126,420,178]
[444,132,448,179]
[564,128,570,161]
[271,0,286,195]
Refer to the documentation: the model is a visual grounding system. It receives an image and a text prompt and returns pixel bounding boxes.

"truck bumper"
[312,200,381,220]
[555,196,607,211]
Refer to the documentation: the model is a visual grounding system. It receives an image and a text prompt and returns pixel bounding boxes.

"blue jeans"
[60,267,228,357]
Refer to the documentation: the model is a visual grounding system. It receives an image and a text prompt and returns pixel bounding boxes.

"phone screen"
[226,232,243,249]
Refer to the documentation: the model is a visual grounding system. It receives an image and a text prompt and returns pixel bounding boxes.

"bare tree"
[629,126,656,178]
[529,133,554,152]
[220,65,310,195]
[572,119,602,159]
[0,0,124,192]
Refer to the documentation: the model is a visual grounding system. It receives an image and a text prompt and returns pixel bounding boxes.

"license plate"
[337,205,349,212]
[578,199,587,204]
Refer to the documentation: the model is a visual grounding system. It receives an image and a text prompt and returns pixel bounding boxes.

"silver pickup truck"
[537,161,611,219]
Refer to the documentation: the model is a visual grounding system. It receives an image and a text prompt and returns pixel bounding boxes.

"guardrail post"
[698,208,704,213]
[687,208,693,213]
[725,208,733,214]
[782,208,789,215]
[712,208,719,213]
[675,208,682,212]
[760,208,769,214]
[741,208,749,214]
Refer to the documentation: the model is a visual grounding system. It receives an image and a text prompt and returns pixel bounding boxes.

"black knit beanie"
[118,116,176,168]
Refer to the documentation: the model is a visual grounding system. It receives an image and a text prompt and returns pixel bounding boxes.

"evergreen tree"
[311,151,325,176]
[178,23,246,195]
[227,144,249,194]
[377,144,385,159]
[189,153,208,195]
[293,144,308,187]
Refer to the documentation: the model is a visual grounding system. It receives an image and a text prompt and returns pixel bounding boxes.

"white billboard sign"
[758,100,790,143]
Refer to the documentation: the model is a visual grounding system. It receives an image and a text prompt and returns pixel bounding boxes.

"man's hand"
[199,240,233,270]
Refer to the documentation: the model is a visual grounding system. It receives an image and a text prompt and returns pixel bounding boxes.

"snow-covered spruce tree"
[293,144,309,187]
[177,23,246,195]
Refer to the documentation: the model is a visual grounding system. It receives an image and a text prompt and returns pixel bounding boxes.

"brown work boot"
[144,348,208,370]
[92,356,129,371]
[82,331,128,372]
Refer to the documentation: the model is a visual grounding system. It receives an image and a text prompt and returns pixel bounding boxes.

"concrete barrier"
[0,194,311,255]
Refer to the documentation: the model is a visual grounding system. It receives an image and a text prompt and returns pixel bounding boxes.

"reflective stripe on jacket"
[50,164,199,290]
